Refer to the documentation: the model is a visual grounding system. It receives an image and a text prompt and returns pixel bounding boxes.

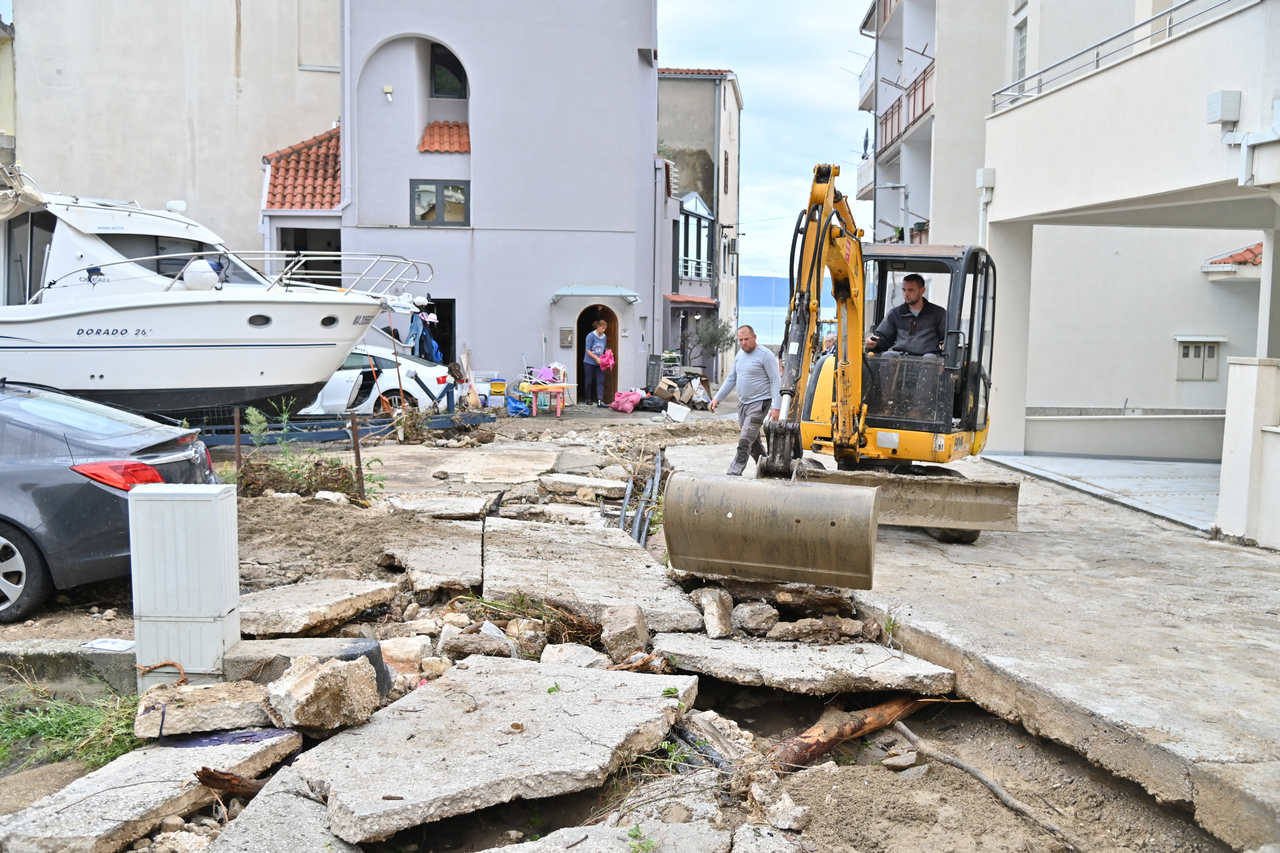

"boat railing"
[29,250,434,309]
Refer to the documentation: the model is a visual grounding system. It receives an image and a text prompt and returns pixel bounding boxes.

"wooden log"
[768,695,930,772]
[195,767,266,798]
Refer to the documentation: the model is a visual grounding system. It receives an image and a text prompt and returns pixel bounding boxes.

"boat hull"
[0,288,381,413]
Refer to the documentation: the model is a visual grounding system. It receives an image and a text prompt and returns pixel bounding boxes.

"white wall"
[14,0,340,251]
[342,0,658,392]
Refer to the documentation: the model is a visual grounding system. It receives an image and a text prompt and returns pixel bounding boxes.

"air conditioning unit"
[727,238,738,254]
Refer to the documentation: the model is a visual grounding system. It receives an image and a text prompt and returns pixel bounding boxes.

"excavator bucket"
[663,472,880,590]
[801,468,1020,531]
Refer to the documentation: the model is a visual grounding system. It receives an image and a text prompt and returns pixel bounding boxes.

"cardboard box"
[677,383,695,404]
[653,385,676,402]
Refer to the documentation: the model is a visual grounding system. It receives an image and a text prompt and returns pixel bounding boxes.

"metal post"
[233,407,242,472]
[349,413,367,504]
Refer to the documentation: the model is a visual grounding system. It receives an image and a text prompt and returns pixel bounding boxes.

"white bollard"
[128,484,240,693]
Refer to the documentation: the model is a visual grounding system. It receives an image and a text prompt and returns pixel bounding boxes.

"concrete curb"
[852,597,1280,850]
[0,640,137,696]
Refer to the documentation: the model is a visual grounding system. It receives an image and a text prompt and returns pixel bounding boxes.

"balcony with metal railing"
[858,54,875,112]
[991,0,1251,112]
[878,60,934,150]
[680,257,712,280]
[856,158,875,201]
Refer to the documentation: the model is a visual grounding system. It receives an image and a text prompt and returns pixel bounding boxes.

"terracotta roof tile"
[418,121,470,153]
[659,68,733,76]
[262,128,340,210]
[664,293,719,305]
[1210,242,1264,265]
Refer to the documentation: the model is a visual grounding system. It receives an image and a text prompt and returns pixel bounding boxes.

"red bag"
[599,349,616,370]
[610,390,642,412]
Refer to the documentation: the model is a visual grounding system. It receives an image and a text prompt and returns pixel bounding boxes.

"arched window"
[431,44,467,99]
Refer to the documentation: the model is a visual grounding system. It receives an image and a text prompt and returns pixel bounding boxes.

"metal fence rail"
[991,0,1248,112]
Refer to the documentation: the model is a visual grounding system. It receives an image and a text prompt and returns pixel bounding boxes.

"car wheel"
[0,522,53,623]
[377,391,416,414]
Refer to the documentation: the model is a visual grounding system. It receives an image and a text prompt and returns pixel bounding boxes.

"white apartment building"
[858,0,1264,462]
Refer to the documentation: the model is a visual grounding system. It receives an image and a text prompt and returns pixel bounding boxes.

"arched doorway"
[576,304,619,405]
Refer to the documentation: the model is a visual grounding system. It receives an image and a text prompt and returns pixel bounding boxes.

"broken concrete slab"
[222,638,392,698]
[379,520,484,596]
[731,824,797,853]
[600,605,650,663]
[0,729,300,853]
[554,450,610,473]
[0,638,137,697]
[291,656,698,844]
[483,518,702,633]
[539,474,627,499]
[604,768,726,828]
[480,821,731,853]
[389,494,492,519]
[135,682,271,739]
[691,588,734,639]
[239,580,398,638]
[378,637,434,675]
[540,643,611,669]
[206,765,360,853]
[731,603,779,636]
[439,632,516,659]
[266,655,380,732]
[651,633,954,695]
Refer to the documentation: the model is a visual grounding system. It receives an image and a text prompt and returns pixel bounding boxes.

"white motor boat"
[0,167,432,413]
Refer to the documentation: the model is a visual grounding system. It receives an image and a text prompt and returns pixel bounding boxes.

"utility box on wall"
[128,484,239,691]
[1176,336,1226,381]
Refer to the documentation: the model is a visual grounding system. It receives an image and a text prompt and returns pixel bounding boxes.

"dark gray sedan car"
[0,382,218,622]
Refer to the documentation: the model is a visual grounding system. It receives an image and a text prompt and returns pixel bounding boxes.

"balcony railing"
[858,53,875,110]
[680,257,712,280]
[856,159,875,201]
[991,0,1248,111]
[881,0,900,27]
[877,61,934,149]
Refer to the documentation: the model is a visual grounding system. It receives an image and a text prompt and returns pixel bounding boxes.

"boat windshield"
[98,234,267,285]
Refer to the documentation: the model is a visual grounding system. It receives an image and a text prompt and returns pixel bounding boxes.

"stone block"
[222,638,392,698]
[378,637,434,676]
[239,581,398,638]
[266,655,380,732]
[690,588,733,639]
[731,603,779,636]
[290,656,698,844]
[135,682,271,739]
[600,605,650,664]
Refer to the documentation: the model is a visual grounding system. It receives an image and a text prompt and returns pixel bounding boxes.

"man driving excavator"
[863,273,946,357]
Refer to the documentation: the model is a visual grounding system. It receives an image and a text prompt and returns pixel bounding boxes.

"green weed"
[0,689,142,770]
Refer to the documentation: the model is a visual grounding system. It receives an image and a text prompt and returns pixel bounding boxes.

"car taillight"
[71,461,166,491]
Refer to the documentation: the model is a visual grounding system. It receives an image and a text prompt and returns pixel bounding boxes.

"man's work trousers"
[729,399,768,476]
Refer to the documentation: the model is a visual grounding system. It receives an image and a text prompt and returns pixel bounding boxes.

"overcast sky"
[657,0,876,277]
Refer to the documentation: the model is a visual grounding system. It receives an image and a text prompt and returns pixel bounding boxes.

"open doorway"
[576,304,619,404]
[278,228,341,282]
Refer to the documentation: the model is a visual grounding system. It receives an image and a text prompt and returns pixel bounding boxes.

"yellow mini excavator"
[664,164,1020,590]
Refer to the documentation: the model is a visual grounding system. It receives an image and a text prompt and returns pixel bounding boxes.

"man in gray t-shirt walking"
[709,325,782,476]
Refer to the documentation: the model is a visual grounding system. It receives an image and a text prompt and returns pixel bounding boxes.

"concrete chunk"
[222,638,391,698]
[731,824,796,853]
[539,474,627,499]
[600,605,650,663]
[483,518,702,633]
[383,520,484,595]
[135,682,271,739]
[390,495,492,519]
[479,821,730,853]
[0,729,300,853]
[691,588,733,639]
[291,656,699,844]
[207,765,360,853]
[651,633,954,695]
[266,655,380,732]
[540,643,611,669]
[239,580,398,638]
[731,603,779,636]
[378,637,434,675]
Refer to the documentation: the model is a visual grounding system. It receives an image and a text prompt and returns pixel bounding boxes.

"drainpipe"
[976,168,996,248]
[1220,98,1280,187]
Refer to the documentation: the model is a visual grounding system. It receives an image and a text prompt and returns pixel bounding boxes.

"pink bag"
[599,349,616,370]
[609,390,642,412]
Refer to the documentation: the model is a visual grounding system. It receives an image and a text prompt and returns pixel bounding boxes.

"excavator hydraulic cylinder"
[664,472,879,590]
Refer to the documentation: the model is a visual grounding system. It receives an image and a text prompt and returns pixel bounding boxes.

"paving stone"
[479,821,730,853]
[222,638,392,697]
[691,588,733,639]
[539,643,611,669]
[239,581,398,638]
[731,603,779,636]
[600,605,650,663]
[0,729,300,853]
[651,633,954,695]
[207,765,360,853]
[483,518,702,633]
[539,474,627,499]
[266,656,380,732]
[379,637,435,675]
[389,495,492,519]
[135,682,271,739]
[291,656,698,844]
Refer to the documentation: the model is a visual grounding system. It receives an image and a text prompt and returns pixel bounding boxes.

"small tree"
[681,318,737,368]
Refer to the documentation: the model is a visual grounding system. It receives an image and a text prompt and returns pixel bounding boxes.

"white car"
[300,345,457,416]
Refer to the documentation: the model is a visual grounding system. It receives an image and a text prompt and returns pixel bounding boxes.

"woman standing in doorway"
[583,318,609,407]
